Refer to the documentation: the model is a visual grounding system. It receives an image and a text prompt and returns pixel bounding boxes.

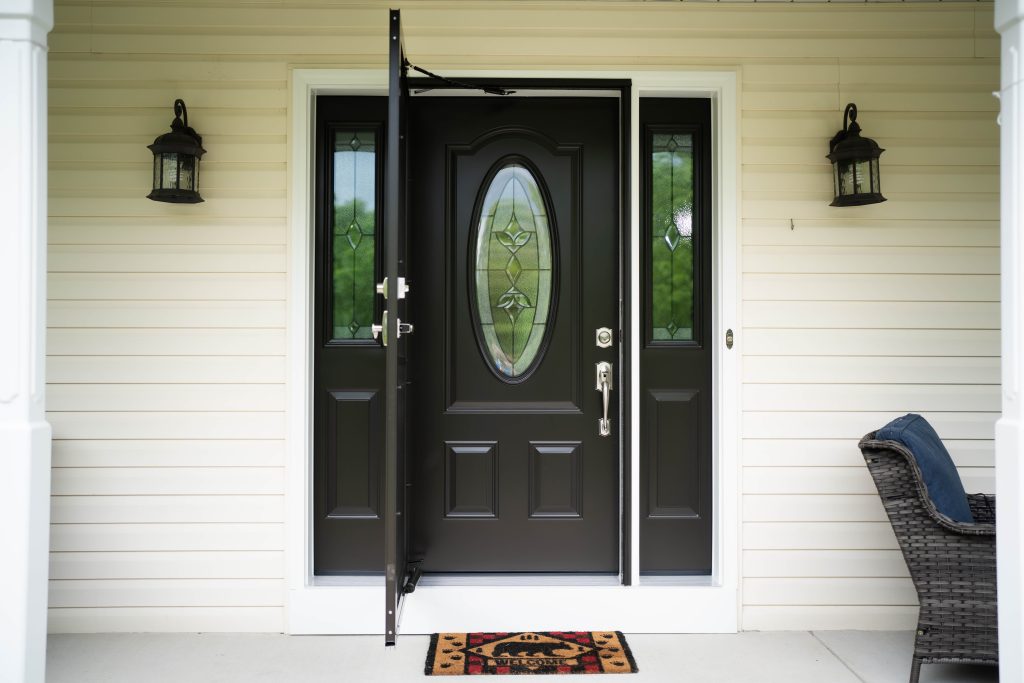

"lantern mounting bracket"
[171,99,203,147]
[829,102,860,153]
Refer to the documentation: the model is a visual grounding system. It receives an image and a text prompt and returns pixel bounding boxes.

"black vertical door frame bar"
[619,83,632,585]
[384,7,407,647]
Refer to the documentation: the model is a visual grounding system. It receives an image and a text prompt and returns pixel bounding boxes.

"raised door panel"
[529,442,583,518]
[325,390,381,519]
[646,390,701,519]
[445,442,498,518]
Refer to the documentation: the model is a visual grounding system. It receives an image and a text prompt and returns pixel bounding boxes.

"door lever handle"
[371,310,413,347]
[595,361,612,437]
[371,310,387,345]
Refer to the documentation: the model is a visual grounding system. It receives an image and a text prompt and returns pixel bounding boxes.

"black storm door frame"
[384,8,411,646]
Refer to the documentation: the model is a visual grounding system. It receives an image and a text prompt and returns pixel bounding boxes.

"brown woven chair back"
[859,431,996,683]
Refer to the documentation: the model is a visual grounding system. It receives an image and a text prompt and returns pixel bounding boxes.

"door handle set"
[371,278,413,347]
[595,326,614,437]
[596,361,613,437]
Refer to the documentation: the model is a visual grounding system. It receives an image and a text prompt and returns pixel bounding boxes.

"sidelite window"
[314,98,388,576]
[331,129,378,340]
[471,160,555,381]
[650,132,696,342]
[640,98,712,576]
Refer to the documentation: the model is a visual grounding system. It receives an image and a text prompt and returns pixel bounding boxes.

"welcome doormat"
[425,631,638,675]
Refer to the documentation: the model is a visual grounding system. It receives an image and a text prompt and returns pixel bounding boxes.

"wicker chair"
[859,431,997,683]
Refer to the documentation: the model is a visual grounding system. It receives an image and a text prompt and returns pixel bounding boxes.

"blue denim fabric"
[875,413,974,523]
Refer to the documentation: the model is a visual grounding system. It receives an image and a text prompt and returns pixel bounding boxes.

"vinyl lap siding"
[47,0,998,633]
[48,6,290,632]
[740,55,999,629]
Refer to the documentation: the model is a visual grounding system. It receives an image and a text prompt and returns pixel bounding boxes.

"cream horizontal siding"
[740,7,999,629]
[47,0,998,633]
[48,0,291,634]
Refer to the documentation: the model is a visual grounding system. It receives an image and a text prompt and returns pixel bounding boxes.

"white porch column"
[997,2,1024,682]
[0,1,53,682]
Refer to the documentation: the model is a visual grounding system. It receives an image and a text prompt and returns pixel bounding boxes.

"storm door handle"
[596,361,613,437]
[371,310,413,347]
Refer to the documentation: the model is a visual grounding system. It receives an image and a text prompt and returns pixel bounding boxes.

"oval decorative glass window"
[473,162,554,380]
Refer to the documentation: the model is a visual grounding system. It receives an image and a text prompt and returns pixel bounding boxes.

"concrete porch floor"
[46,631,998,682]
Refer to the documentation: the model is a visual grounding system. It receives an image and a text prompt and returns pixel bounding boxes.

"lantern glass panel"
[152,155,161,190]
[161,153,179,189]
[179,155,195,191]
[871,159,880,194]
[855,160,871,195]
[839,160,855,198]
[833,163,840,198]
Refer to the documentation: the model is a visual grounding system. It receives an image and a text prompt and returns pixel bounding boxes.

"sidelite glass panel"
[331,130,377,340]
[651,132,695,342]
[474,163,553,379]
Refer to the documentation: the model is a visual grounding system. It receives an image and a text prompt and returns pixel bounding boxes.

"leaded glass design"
[474,163,554,379]
[331,130,376,340]
[651,132,695,342]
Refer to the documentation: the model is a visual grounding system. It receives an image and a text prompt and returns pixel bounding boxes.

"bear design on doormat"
[490,639,577,658]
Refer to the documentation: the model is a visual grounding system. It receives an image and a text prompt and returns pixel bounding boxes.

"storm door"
[311,10,414,645]
[408,94,622,573]
[383,9,412,645]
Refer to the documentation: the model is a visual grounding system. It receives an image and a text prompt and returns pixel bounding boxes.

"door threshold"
[312,574,382,587]
[418,573,621,587]
[638,574,714,587]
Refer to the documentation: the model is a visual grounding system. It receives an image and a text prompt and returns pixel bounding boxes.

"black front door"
[408,96,621,573]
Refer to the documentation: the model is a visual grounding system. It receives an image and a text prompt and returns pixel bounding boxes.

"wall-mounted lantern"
[828,103,885,207]
[147,99,205,204]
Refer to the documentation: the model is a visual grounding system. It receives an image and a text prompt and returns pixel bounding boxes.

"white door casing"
[995,2,1024,681]
[286,68,741,634]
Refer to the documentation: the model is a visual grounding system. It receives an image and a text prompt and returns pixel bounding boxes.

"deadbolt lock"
[375,276,410,300]
[596,327,614,349]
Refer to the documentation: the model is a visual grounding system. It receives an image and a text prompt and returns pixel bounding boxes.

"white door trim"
[995,1,1024,679]
[286,67,742,634]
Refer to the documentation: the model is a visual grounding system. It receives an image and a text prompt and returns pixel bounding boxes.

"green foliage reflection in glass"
[475,163,553,379]
[651,133,695,342]
[332,130,376,340]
